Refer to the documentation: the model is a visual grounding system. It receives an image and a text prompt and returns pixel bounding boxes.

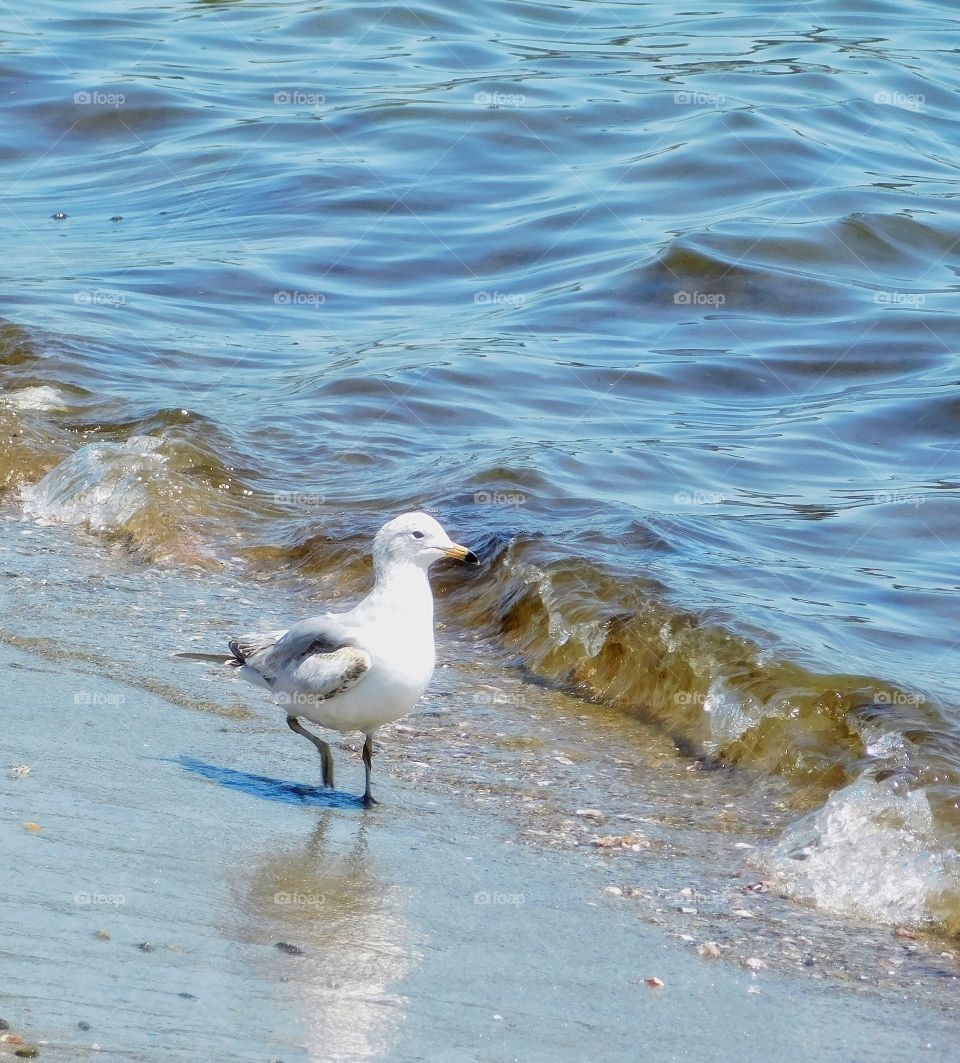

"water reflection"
[245,812,414,1061]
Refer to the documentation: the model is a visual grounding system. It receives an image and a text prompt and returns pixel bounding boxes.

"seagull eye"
[412,530,425,539]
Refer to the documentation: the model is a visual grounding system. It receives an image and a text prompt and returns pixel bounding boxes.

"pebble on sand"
[698,942,721,958]
[644,977,664,989]
[51,212,68,220]
[575,809,606,825]
[894,926,917,940]
[15,1047,40,1058]
[94,930,110,941]
[23,822,42,834]
[275,942,304,956]
[0,1020,8,1031]
[744,957,766,971]
[603,886,623,897]
[588,834,645,850]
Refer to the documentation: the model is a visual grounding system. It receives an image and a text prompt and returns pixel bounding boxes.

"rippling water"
[3,0,960,930]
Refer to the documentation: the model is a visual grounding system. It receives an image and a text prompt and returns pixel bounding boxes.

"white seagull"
[183,512,478,806]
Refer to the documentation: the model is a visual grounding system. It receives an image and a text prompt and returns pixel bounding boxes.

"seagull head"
[373,511,479,573]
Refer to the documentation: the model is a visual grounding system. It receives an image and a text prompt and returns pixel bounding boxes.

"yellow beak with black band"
[445,543,480,565]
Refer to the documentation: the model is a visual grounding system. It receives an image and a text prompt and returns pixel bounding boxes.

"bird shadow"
[176,756,365,809]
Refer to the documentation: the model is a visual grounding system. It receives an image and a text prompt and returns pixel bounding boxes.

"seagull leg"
[287,716,335,788]
[362,732,378,808]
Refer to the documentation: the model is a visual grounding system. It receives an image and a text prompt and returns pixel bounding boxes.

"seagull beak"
[445,542,480,565]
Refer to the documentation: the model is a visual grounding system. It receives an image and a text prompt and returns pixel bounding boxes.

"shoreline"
[2,627,959,1059]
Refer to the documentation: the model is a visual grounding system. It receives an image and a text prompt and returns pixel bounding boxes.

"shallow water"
[2,0,960,934]
[1,517,958,1061]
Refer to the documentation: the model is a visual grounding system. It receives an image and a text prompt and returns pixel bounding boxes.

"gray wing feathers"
[289,645,372,700]
[229,630,287,664]
[229,617,371,700]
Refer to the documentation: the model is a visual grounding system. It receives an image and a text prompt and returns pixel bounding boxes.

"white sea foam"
[765,776,960,926]
[2,385,71,411]
[21,436,167,532]
[702,680,769,751]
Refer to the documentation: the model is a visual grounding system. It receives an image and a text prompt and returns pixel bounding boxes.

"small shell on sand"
[698,942,721,958]
[645,977,664,989]
[575,808,606,825]
[745,957,766,971]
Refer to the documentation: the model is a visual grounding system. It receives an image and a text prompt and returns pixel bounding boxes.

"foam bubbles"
[21,436,166,532]
[766,777,960,927]
[2,385,71,411]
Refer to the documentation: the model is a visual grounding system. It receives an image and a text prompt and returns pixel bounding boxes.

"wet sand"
[2,632,958,1062]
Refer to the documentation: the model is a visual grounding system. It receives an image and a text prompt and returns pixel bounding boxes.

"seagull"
[181,513,478,806]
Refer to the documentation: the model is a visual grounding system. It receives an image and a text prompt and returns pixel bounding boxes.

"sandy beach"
[1,523,957,1060]
[4,0,960,1053]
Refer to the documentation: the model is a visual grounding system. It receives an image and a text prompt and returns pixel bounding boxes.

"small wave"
[18,432,258,566]
[1,385,72,411]
[22,435,167,533]
[764,777,960,930]
[701,680,770,754]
